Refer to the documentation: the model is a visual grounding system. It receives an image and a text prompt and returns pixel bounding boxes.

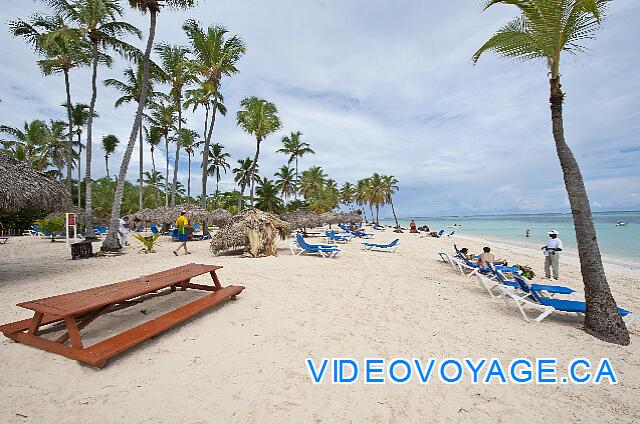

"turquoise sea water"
[380,211,640,263]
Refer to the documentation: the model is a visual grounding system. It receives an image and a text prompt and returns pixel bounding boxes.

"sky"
[1,0,639,218]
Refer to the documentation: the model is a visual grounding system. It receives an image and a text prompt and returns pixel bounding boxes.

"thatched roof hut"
[126,204,232,227]
[210,208,290,257]
[0,153,71,213]
[318,211,363,225]
[280,208,322,230]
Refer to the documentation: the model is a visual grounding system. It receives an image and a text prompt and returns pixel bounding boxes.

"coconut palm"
[183,20,245,209]
[144,125,163,204]
[45,120,70,180]
[69,103,96,208]
[365,173,385,224]
[143,170,164,207]
[473,0,627,345]
[207,143,231,197]
[255,178,284,213]
[340,182,354,210]
[104,64,165,209]
[49,0,141,239]
[146,100,177,206]
[10,13,91,195]
[381,175,399,229]
[176,128,199,201]
[101,134,119,179]
[101,0,196,251]
[276,131,314,199]
[355,178,371,222]
[274,165,295,202]
[233,157,259,213]
[156,43,195,207]
[0,120,51,170]
[236,97,282,206]
[298,166,327,199]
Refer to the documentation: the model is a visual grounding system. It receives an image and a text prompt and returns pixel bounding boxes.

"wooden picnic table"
[0,263,244,368]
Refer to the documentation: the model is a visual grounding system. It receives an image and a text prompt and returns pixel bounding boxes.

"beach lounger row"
[437,247,639,329]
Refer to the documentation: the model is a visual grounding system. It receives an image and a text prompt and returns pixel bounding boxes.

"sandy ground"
[0,229,639,424]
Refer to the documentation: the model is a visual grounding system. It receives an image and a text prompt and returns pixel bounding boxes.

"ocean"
[379,211,640,264]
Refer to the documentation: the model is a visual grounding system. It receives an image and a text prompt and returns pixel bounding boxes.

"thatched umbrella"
[280,208,322,231]
[126,204,232,228]
[0,153,71,213]
[210,208,290,257]
[319,211,363,226]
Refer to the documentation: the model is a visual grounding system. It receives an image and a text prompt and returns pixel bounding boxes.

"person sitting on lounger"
[459,247,473,259]
[478,247,506,268]
[349,224,359,232]
[409,220,418,233]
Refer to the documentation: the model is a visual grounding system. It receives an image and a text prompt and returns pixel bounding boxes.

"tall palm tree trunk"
[549,77,629,345]
[105,154,110,179]
[164,135,169,206]
[151,147,159,206]
[84,41,99,240]
[101,10,157,251]
[63,69,73,196]
[375,204,380,225]
[139,124,143,210]
[390,198,399,228]
[171,97,182,207]
[187,154,191,200]
[295,157,299,200]
[237,185,245,213]
[248,136,261,206]
[77,134,82,208]
[200,105,217,209]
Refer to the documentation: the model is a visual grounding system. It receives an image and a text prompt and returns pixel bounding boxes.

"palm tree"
[183,20,245,209]
[233,157,259,213]
[146,100,177,207]
[473,0,627,345]
[101,134,119,179]
[236,97,282,206]
[104,65,164,209]
[355,178,370,222]
[207,143,231,201]
[45,120,69,180]
[144,126,162,204]
[143,170,164,208]
[274,165,295,202]
[101,0,196,251]
[10,13,90,195]
[340,182,354,210]
[276,131,314,199]
[69,103,96,208]
[0,120,51,169]
[177,128,199,201]
[381,175,399,229]
[255,178,284,213]
[365,173,385,225]
[299,166,327,200]
[50,0,141,240]
[156,43,195,207]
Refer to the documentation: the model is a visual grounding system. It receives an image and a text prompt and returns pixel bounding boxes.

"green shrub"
[34,214,65,242]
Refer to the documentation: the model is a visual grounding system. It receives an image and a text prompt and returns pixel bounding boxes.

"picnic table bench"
[0,263,244,368]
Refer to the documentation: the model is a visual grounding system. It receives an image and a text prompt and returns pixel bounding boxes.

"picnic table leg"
[27,312,44,336]
[64,317,83,350]
[56,306,110,344]
[210,271,223,291]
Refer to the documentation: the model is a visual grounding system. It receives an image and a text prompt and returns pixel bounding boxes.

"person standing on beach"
[173,210,191,256]
[542,230,562,279]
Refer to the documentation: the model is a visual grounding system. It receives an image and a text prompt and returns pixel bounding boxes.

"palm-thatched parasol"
[0,153,71,213]
[210,208,290,257]
[126,204,232,228]
[319,211,363,225]
[280,208,322,231]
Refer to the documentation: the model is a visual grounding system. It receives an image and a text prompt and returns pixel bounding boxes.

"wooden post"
[210,271,223,291]
[27,312,44,336]
[64,317,83,350]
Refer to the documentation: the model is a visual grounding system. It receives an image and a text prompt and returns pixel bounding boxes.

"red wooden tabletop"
[17,263,222,317]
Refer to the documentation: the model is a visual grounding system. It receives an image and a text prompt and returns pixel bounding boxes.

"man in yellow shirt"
[173,210,190,256]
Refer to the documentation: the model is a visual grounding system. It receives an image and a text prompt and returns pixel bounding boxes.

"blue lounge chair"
[362,238,399,253]
[479,266,576,299]
[446,230,455,237]
[150,224,159,235]
[291,233,341,258]
[436,229,445,237]
[324,231,350,243]
[350,230,373,239]
[452,245,519,275]
[499,280,638,327]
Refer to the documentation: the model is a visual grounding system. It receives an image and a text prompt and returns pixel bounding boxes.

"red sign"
[68,213,76,226]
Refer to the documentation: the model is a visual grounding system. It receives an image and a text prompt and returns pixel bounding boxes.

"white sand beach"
[0,231,639,424]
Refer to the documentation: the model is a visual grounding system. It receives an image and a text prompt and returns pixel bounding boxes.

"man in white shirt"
[542,230,563,279]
